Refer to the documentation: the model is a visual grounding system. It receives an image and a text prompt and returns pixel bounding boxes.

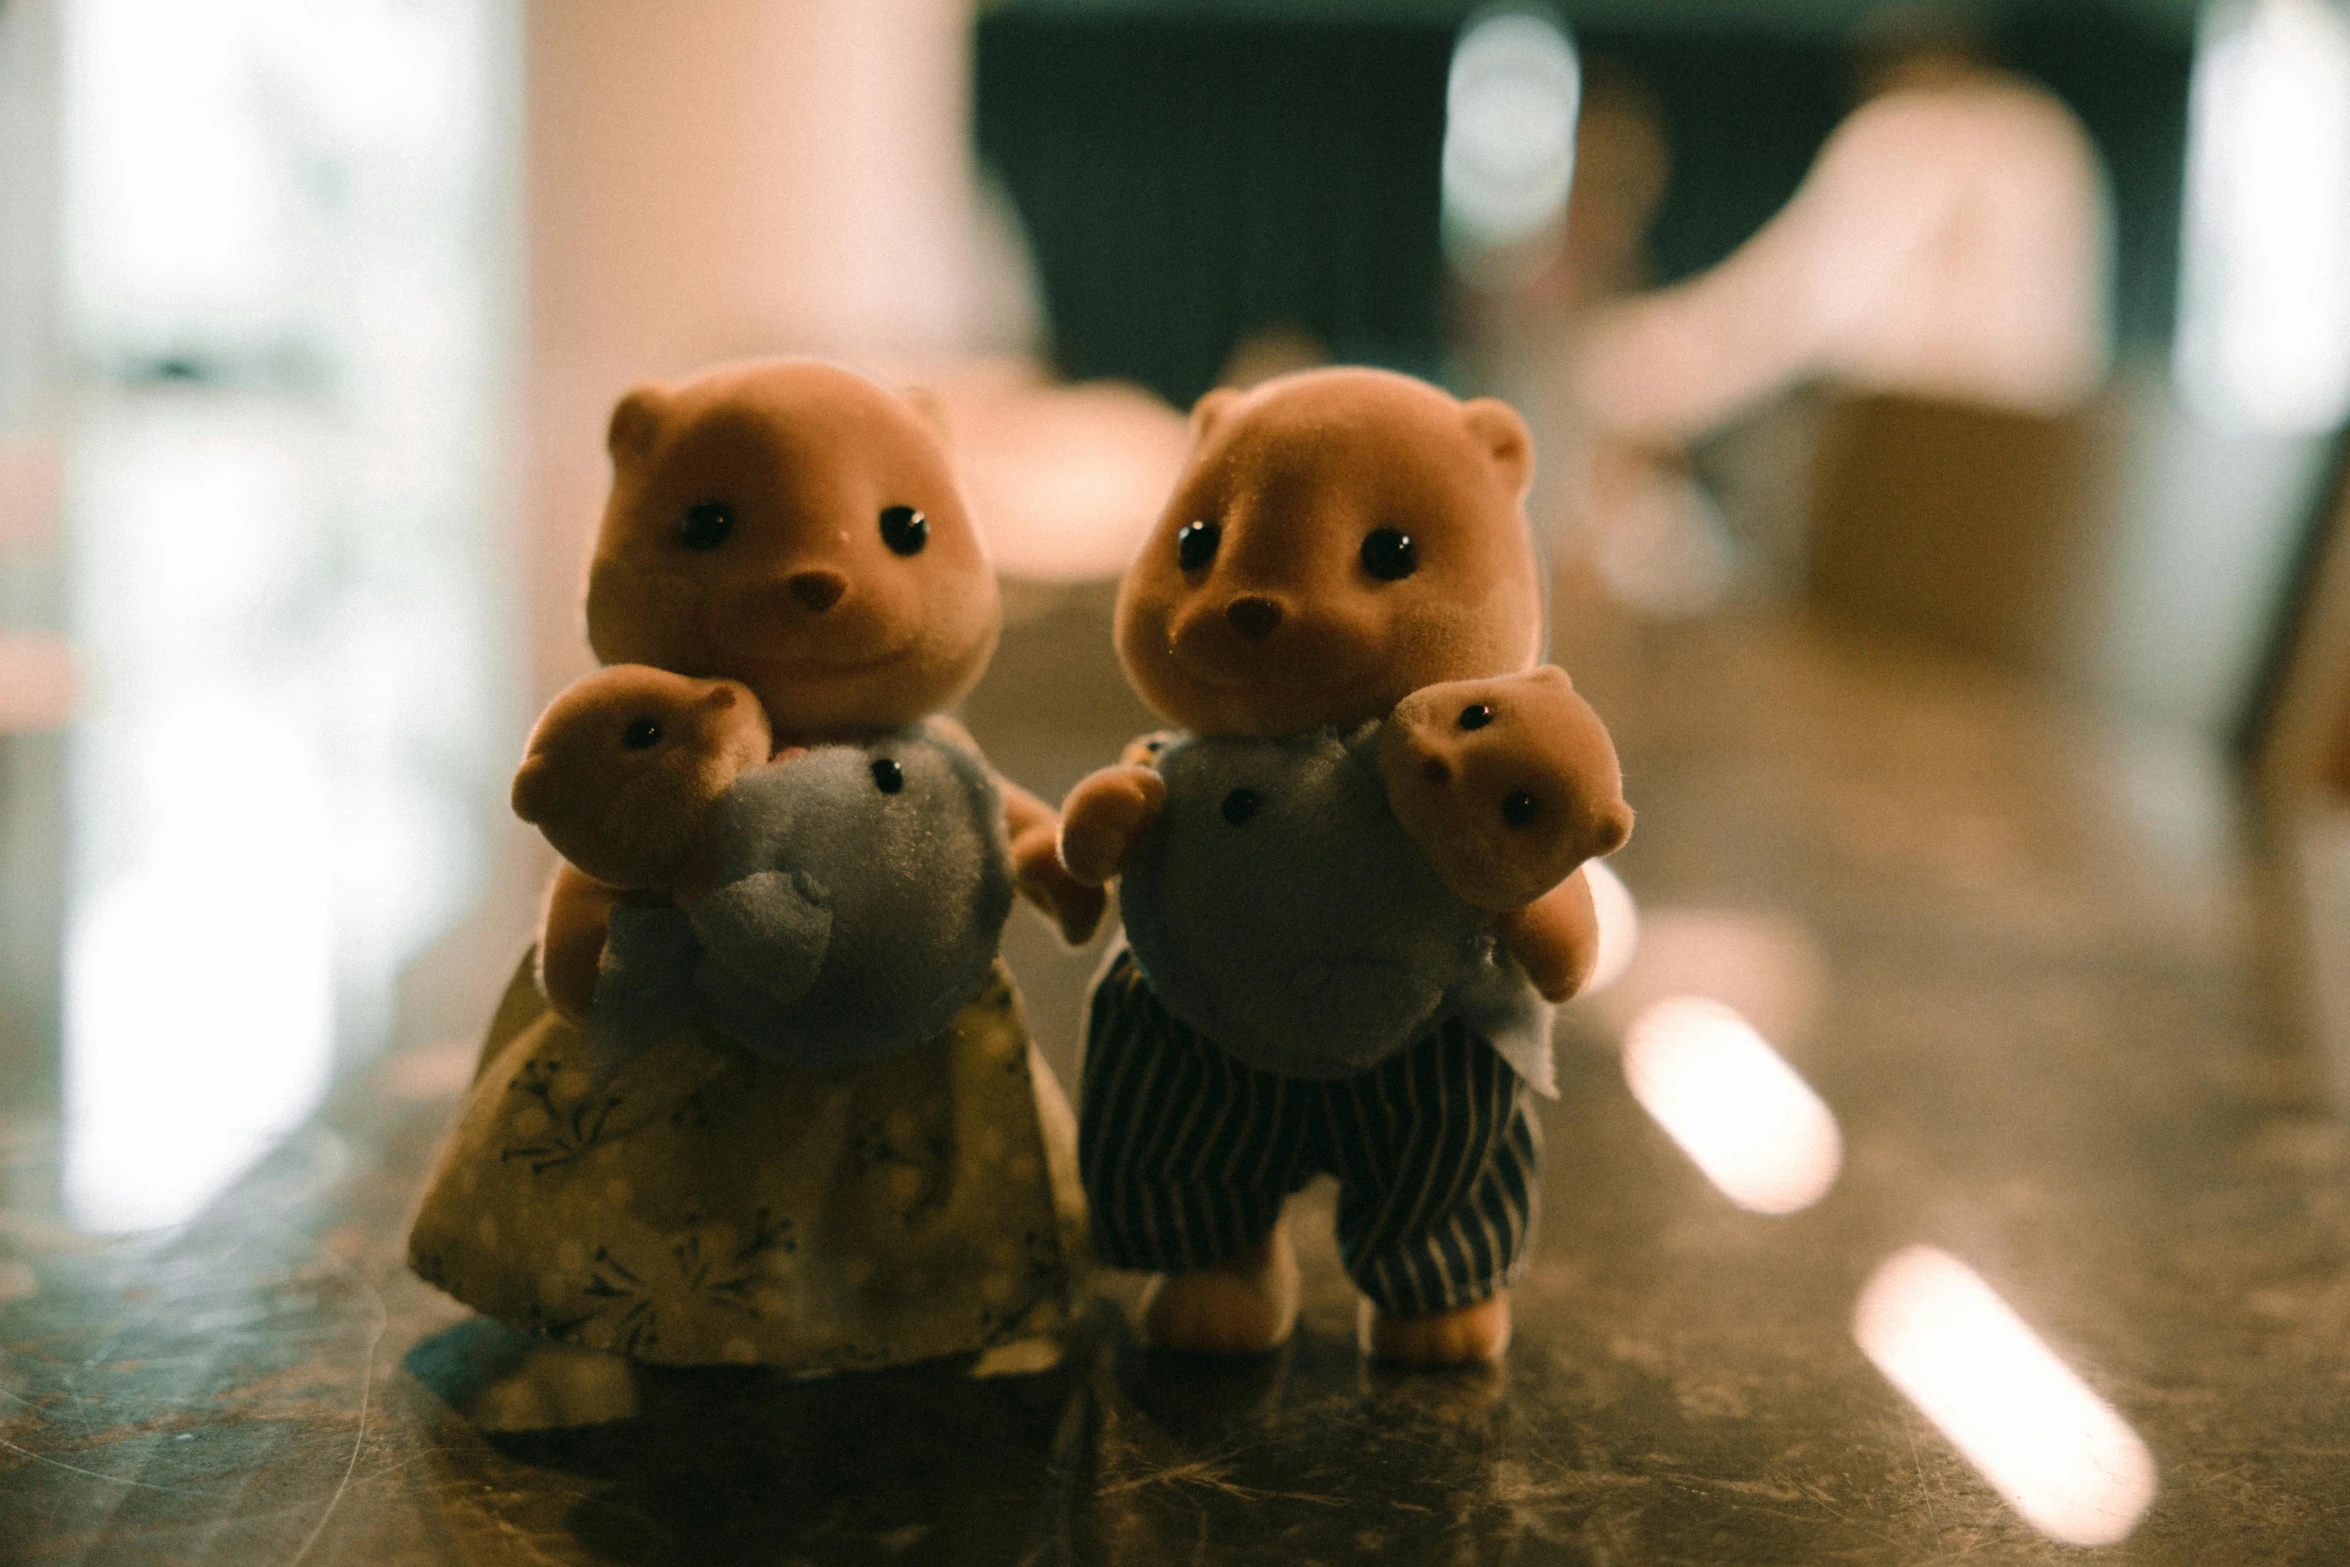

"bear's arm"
[1057,761,1166,888]
[1004,776,1112,945]
[929,714,1109,946]
[1493,867,1602,1004]
[538,861,626,1024]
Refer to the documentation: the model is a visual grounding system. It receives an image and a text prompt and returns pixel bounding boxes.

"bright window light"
[64,692,337,1233]
[2175,0,2350,432]
[55,0,511,1229]
[1622,995,1841,1215]
[1442,9,1580,262]
[1855,1246,2158,1546]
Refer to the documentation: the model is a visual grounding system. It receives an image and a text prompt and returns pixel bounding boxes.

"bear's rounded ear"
[1530,663,1573,692]
[607,385,671,465]
[1593,802,1634,858]
[1189,386,1242,441]
[900,385,952,447]
[510,755,552,825]
[1462,398,1534,500]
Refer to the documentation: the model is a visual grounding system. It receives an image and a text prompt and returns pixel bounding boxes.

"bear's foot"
[1365,1291,1512,1367]
[1139,1222,1299,1355]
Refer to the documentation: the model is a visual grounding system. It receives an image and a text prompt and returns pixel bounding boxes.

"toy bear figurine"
[511,661,1017,1081]
[510,665,771,899]
[509,664,772,1081]
[410,360,1091,1373]
[1055,367,1631,1367]
[1378,668,1634,999]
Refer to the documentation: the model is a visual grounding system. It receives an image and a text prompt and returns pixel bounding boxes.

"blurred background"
[1,0,2348,1237]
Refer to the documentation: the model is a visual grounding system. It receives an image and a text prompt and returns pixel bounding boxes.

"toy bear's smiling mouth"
[711,587,922,675]
[1145,597,1404,736]
[1170,638,1337,699]
[734,639,915,679]
[1171,599,1332,678]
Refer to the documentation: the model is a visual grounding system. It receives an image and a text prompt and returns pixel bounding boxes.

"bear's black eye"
[680,500,734,551]
[1221,787,1260,825]
[1361,529,1416,581]
[624,719,663,750]
[880,505,928,556]
[1458,703,1494,731]
[1501,790,1538,827]
[1176,521,1221,572]
[870,757,905,795]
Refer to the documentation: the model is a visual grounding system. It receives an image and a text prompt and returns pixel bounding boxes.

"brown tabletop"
[3,588,2341,1564]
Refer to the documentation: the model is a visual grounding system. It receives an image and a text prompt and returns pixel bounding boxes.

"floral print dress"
[408,956,1085,1371]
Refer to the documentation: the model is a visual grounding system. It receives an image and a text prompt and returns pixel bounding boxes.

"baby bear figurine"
[510,665,769,898]
[509,657,1015,1080]
[1058,368,1631,1366]
[510,665,770,1080]
[1379,668,1634,998]
[512,661,1015,1079]
[411,360,1087,1374]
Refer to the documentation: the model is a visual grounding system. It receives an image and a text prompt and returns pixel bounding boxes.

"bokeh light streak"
[1622,994,1841,1214]
[1855,1246,2158,1546]
[1581,856,1638,996]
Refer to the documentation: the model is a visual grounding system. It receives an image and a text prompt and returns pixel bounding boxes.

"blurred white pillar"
[0,0,65,1118]
[523,0,987,708]
[0,0,61,431]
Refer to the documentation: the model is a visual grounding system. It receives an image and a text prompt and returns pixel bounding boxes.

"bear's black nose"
[1226,596,1282,639]
[788,570,847,613]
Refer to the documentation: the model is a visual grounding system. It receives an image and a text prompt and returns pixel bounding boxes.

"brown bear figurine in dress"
[410,360,1092,1374]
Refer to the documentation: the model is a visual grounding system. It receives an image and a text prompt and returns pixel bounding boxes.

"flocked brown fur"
[1379,667,1632,913]
[512,665,768,895]
[1383,666,1633,1007]
[411,359,1091,1375]
[539,359,1101,1021]
[1113,367,1544,738]
[1062,367,1614,983]
[1056,367,1632,1366]
[586,363,997,737]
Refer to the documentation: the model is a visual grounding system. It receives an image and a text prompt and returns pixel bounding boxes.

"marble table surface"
[5,589,2345,1565]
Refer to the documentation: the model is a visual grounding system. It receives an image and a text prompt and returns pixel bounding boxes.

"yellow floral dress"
[408,956,1086,1371]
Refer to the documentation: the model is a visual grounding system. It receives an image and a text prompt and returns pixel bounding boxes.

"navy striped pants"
[1079,949,1540,1318]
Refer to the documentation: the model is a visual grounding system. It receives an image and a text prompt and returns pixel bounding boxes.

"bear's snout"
[1226,596,1283,640]
[787,570,849,614]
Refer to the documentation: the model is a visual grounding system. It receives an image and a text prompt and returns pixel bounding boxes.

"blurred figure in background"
[1450,57,1678,580]
[1576,16,2108,435]
[1568,6,2115,651]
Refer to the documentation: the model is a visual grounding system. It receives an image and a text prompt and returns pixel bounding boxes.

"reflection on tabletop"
[5,589,2343,1563]
[6,2,2349,1560]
